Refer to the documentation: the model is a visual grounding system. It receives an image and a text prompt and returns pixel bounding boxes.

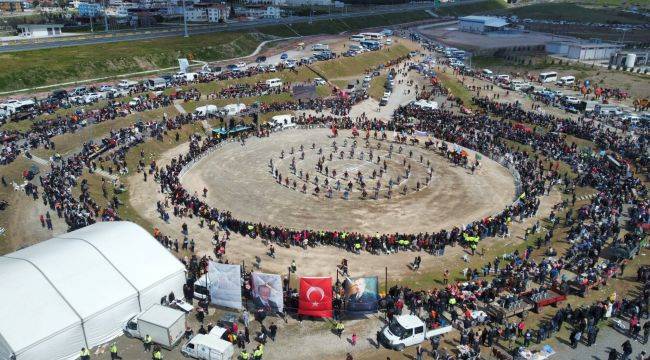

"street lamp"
[103,0,109,32]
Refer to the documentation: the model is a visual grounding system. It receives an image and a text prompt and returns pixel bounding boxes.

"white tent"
[0,221,186,360]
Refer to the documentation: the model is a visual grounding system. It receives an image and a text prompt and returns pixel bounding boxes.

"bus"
[360,32,384,41]
[539,71,558,83]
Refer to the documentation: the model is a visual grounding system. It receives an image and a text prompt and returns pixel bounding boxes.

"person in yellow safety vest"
[354,243,361,251]
[448,297,457,311]
[253,348,262,360]
[335,322,345,338]
[240,349,250,360]
[144,334,152,352]
[79,347,90,360]
[110,343,122,360]
[152,348,162,360]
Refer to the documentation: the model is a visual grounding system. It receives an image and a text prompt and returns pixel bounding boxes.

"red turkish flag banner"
[298,277,333,318]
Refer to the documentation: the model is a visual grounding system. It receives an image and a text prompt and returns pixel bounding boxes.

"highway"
[0,1,473,53]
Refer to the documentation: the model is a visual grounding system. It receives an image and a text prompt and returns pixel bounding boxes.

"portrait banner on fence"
[298,277,333,318]
[344,276,379,314]
[207,261,243,309]
[251,272,284,314]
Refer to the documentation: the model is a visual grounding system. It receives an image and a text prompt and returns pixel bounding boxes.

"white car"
[268,65,277,72]
[99,85,113,92]
[563,96,580,105]
[314,78,327,86]
[236,62,246,69]
[363,75,372,83]
[283,59,297,69]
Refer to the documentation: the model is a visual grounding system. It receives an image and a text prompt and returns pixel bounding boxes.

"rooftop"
[459,15,509,28]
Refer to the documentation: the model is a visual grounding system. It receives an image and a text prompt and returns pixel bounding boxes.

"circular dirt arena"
[182,128,516,234]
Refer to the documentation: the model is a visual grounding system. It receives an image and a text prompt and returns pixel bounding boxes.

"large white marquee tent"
[0,221,186,360]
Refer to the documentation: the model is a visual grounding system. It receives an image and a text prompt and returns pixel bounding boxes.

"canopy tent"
[0,221,185,360]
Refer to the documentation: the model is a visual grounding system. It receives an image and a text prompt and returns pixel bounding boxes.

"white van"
[193,274,210,300]
[193,105,219,118]
[269,114,296,130]
[222,103,246,116]
[350,34,365,42]
[265,78,283,88]
[118,80,138,89]
[556,76,575,86]
[496,74,510,83]
[181,335,234,360]
[312,43,329,52]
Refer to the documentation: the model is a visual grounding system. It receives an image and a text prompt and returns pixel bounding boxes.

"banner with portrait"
[344,276,379,314]
[251,272,284,314]
[298,277,333,318]
[207,262,243,309]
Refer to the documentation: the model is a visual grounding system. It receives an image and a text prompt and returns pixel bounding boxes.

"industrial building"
[546,40,623,60]
[610,50,649,68]
[458,16,509,34]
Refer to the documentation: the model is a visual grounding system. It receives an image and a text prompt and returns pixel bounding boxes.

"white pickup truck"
[377,314,453,351]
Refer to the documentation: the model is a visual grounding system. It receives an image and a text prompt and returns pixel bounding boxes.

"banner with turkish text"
[298,277,333,318]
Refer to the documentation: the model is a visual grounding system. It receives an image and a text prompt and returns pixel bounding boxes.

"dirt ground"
[181,128,515,235]
[123,136,560,360]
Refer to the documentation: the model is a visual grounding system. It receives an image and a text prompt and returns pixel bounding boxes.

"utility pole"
[182,0,189,37]
[103,0,109,32]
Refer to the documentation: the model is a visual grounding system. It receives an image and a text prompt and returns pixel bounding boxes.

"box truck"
[124,305,186,349]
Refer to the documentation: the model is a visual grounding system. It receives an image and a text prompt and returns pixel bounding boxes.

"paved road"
[553,318,649,360]
[0,1,480,53]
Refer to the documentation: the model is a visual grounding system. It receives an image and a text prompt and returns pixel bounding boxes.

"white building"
[207,4,229,22]
[458,16,509,34]
[16,24,63,37]
[185,7,207,21]
[246,0,286,5]
[547,40,623,61]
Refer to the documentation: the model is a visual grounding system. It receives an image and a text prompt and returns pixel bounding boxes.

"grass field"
[490,2,648,24]
[33,106,178,158]
[435,0,506,16]
[369,74,388,100]
[313,43,412,79]
[437,71,474,108]
[0,10,435,93]
[0,32,264,92]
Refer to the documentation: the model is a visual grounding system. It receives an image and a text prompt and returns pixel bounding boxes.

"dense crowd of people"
[1,36,648,360]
